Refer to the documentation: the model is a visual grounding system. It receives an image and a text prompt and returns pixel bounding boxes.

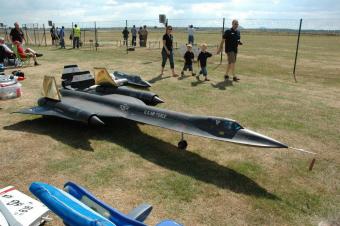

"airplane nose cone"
[233,128,288,148]
[152,96,164,105]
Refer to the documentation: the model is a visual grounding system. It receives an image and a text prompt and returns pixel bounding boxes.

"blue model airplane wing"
[29,182,116,226]
[156,220,183,226]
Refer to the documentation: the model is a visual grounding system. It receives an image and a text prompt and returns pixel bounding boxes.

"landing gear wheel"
[178,140,188,150]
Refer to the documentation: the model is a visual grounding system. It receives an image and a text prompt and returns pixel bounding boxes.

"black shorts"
[183,64,193,71]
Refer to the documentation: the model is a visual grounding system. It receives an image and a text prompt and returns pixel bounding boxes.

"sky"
[1,0,340,29]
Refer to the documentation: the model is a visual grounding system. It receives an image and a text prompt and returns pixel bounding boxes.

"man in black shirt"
[181,44,196,76]
[122,27,129,46]
[10,22,25,44]
[50,24,57,45]
[217,19,243,81]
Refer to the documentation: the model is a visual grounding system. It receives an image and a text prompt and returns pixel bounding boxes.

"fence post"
[5,26,9,42]
[24,24,29,45]
[293,18,302,83]
[33,24,37,45]
[71,22,73,46]
[126,20,128,54]
[94,21,98,51]
[220,17,225,64]
[43,24,47,46]
[83,29,86,47]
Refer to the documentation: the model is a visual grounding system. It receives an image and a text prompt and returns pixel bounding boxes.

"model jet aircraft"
[62,64,151,88]
[16,66,312,152]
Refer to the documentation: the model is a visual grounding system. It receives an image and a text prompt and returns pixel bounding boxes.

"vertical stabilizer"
[42,75,61,101]
[94,67,118,87]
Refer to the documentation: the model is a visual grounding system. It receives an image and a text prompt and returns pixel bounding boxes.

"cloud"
[105,0,118,5]
[0,0,339,29]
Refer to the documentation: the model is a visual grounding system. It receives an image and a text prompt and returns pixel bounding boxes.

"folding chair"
[12,44,31,66]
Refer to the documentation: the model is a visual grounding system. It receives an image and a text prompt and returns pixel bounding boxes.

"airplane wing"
[16,106,75,121]
[16,94,146,123]
[112,71,152,88]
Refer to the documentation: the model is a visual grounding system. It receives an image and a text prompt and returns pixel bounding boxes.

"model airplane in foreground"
[15,66,315,154]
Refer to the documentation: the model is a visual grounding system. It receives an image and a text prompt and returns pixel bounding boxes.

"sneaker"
[224,75,229,80]
[172,74,179,77]
[196,75,200,81]
[204,78,210,81]
[34,62,40,66]
[181,71,184,76]
[192,73,196,76]
[233,76,240,82]
[35,53,43,57]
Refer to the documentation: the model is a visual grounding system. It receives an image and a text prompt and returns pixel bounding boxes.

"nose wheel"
[177,133,188,150]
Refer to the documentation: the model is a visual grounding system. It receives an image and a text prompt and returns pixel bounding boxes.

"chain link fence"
[1,18,339,49]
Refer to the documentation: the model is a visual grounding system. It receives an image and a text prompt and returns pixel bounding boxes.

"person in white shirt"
[187,25,195,45]
[0,37,15,63]
[0,37,14,55]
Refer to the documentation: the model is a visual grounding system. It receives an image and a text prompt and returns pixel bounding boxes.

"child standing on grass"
[181,44,196,77]
[197,43,212,81]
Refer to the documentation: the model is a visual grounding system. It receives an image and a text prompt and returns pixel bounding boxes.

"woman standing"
[138,26,143,47]
[160,25,178,77]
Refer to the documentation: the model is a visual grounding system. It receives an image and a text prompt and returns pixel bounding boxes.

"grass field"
[1,31,339,226]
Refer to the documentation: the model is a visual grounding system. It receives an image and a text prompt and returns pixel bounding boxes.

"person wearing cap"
[160,25,178,77]
[10,22,25,44]
[197,43,212,81]
[181,43,196,77]
[217,19,243,82]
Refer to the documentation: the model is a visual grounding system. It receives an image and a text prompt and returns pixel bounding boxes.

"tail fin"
[94,67,118,87]
[42,75,61,101]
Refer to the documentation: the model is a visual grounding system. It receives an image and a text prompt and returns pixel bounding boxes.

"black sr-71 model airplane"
[16,65,314,153]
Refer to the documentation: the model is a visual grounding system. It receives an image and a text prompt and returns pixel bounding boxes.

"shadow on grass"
[211,80,233,90]
[4,117,279,200]
[191,79,205,87]
[177,74,192,80]
[148,74,171,84]
[141,61,154,65]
